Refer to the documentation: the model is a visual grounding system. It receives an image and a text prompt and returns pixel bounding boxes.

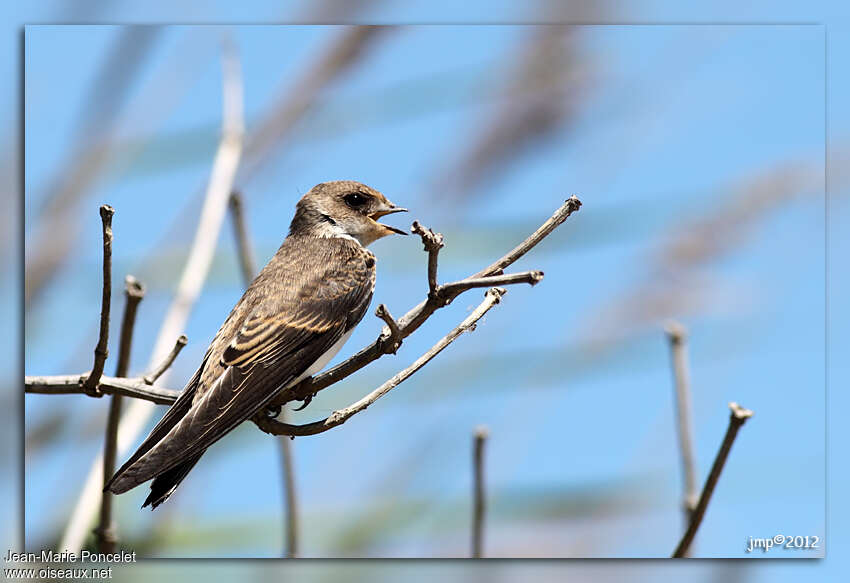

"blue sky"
[5,1,850,582]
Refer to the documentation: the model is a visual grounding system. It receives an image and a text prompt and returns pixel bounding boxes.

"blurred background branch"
[472,425,488,559]
[239,25,392,185]
[24,28,160,307]
[665,321,698,530]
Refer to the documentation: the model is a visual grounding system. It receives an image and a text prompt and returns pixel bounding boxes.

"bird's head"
[290,181,408,246]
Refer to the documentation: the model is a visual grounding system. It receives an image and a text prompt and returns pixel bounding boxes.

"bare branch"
[96,276,145,553]
[672,402,754,558]
[255,288,506,437]
[665,320,699,533]
[472,195,582,278]
[411,220,444,297]
[375,303,402,355]
[26,375,179,405]
[113,277,146,377]
[142,335,188,386]
[437,270,543,298]
[472,425,489,559]
[82,205,115,396]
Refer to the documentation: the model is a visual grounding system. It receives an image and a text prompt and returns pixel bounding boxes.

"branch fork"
[672,401,754,558]
[375,303,403,355]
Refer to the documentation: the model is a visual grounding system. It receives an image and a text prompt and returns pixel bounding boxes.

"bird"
[105,181,407,509]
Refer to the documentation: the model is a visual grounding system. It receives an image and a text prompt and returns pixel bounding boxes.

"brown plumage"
[105,181,406,508]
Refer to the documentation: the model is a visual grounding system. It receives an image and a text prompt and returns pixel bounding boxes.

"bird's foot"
[292,391,316,412]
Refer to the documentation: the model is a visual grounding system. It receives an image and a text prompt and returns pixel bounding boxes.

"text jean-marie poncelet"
[5,549,137,564]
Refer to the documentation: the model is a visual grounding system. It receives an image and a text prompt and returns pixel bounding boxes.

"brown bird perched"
[106,181,407,508]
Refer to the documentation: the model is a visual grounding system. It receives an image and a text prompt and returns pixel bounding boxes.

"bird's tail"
[142,452,204,510]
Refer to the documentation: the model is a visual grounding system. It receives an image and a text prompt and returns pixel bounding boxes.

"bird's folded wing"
[107,248,374,494]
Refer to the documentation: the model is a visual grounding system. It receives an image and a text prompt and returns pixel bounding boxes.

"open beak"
[370,203,408,236]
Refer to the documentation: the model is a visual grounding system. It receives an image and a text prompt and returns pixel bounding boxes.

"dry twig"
[472,195,581,278]
[411,221,444,297]
[27,375,179,405]
[142,335,188,386]
[95,276,145,553]
[81,205,114,396]
[672,402,754,558]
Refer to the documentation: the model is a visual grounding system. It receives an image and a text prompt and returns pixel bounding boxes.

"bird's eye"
[343,192,368,208]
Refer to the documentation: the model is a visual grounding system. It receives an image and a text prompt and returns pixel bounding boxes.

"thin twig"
[472,425,489,559]
[95,276,145,553]
[254,288,506,437]
[58,42,245,553]
[375,303,402,355]
[114,277,146,377]
[26,375,179,405]
[411,221,444,297]
[437,271,543,298]
[142,335,188,385]
[82,205,115,396]
[672,402,754,558]
[472,195,581,278]
[665,321,698,529]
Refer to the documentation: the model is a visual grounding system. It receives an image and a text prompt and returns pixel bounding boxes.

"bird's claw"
[292,392,315,412]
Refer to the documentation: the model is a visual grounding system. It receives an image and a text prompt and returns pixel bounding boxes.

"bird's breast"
[286,327,356,388]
